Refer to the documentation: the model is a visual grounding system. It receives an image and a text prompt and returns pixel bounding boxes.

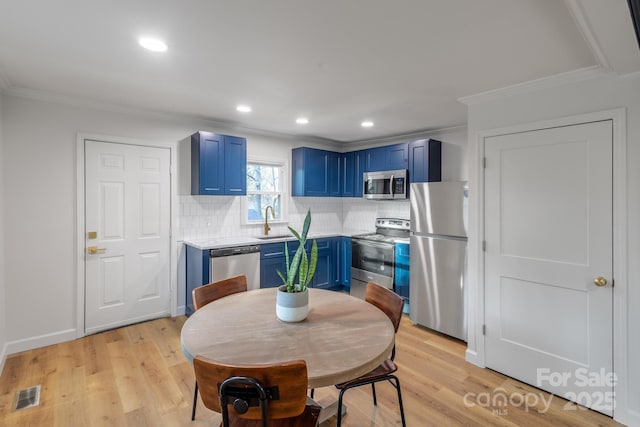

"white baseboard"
[5,328,77,356]
[175,305,185,316]
[465,348,483,367]
[0,341,8,376]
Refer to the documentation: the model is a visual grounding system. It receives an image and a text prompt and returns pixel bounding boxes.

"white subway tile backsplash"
[178,195,410,240]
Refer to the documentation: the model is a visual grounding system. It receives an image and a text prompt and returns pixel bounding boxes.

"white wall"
[466,72,640,425]
[1,94,467,351]
[0,92,7,371]
[1,94,348,350]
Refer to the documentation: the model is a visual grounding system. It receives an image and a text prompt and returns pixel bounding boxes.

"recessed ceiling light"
[361,121,374,128]
[138,37,167,52]
[236,105,252,113]
[296,117,309,124]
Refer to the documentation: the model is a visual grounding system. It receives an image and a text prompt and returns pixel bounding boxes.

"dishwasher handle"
[210,245,261,258]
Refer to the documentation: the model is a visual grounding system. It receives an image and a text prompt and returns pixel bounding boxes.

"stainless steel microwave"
[363,169,408,200]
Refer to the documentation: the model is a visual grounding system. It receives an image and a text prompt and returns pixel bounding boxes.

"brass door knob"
[87,246,107,255]
[593,276,608,287]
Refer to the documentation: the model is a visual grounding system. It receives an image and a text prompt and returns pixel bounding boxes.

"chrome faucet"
[264,206,275,235]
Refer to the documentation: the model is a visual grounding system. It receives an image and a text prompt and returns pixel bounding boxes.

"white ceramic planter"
[276,285,309,322]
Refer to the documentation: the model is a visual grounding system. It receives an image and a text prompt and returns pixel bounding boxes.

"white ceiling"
[0,0,638,143]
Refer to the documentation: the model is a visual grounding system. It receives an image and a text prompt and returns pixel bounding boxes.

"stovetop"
[352,218,410,244]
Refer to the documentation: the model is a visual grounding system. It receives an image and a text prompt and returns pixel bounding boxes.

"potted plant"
[275,209,318,322]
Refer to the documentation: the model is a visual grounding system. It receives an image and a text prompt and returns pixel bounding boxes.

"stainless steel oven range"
[350,218,410,299]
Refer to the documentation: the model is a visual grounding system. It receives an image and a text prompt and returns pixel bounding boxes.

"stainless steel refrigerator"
[410,181,468,341]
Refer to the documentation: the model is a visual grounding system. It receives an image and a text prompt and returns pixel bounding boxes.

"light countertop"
[183,232,349,250]
[182,228,413,250]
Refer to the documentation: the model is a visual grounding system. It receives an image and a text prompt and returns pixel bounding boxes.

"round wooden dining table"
[181,288,395,389]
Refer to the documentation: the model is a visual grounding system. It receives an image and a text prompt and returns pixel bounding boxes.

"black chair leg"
[336,387,348,427]
[371,383,377,406]
[191,381,198,421]
[391,375,406,427]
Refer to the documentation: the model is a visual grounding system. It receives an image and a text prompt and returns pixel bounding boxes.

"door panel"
[85,140,171,334]
[484,120,613,414]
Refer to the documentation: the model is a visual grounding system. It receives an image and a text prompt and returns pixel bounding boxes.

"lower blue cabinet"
[312,238,342,290]
[185,245,210,317]
[339,236,351,290]
[260,237,342,290]
[260,257,286,289]
[260,242,297,289]
[395,243,410,302]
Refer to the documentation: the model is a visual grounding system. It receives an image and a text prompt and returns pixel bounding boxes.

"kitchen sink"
[255,234,292,240]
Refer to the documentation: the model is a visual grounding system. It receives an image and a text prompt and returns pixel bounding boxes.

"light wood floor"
[0,315,622,426]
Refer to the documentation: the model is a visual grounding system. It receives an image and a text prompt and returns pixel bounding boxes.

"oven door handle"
[390,174,394,197]
[352,239,394,250]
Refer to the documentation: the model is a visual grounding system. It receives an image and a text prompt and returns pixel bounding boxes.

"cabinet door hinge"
[483,157,487,168]
[482,324,486,335]
[482,240,486,252]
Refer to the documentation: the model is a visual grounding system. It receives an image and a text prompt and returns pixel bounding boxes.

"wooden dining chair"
[193,356,321,427]
[334,281,406,427]
[193,274,248,311]
[191,275,248,420]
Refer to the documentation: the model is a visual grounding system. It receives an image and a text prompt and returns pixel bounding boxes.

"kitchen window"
[244,160,287,224]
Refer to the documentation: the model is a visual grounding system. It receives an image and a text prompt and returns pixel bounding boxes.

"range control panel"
[375,218,410,231]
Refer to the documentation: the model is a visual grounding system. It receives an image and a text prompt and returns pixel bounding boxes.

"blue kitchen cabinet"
[292,147,340,197]
[260,241,300,289]
[312,237,343,290]
[395,242,410,304]
[353,150,366,197]
[408,138,441,183]
[185,244,210,316]
[292,139,439,198]
[260,238,342,290]
[189,131,247,195]
[340,152,355,197]
[364,144,407,172]
[385,143,409,170]
[339,236,351,290]
[328,151,341,197]
[223,135,248,195]
[260,256,287,289]
[364,146,387,172]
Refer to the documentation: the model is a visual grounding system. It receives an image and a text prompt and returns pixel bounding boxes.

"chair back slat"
[365,282,404,332]
[193,275,248,311]
[193,357,309,421]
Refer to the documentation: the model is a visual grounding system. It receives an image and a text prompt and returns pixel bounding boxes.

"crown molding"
[458,65,613,106]
[343,124,467,149]
[3,86,338,145]
[564,0,612,70]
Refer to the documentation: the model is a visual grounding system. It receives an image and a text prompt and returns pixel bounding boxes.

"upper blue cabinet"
[408,139,441,183]
[186,131,247,195]
[292,139,441,197]
[340,152,355,197]
[292,147,341,197]
[365,143,408,172]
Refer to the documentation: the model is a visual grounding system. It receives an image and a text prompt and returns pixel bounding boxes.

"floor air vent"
[14,385,41,411]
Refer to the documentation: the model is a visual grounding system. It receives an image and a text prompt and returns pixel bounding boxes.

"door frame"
[466,108,627,419]
[75,133,179,336]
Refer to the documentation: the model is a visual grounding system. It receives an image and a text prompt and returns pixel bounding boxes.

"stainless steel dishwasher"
[209,244,261,291]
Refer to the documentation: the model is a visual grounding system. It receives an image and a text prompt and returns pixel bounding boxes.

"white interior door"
[484,120,613,415]
[85,140,171,334]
